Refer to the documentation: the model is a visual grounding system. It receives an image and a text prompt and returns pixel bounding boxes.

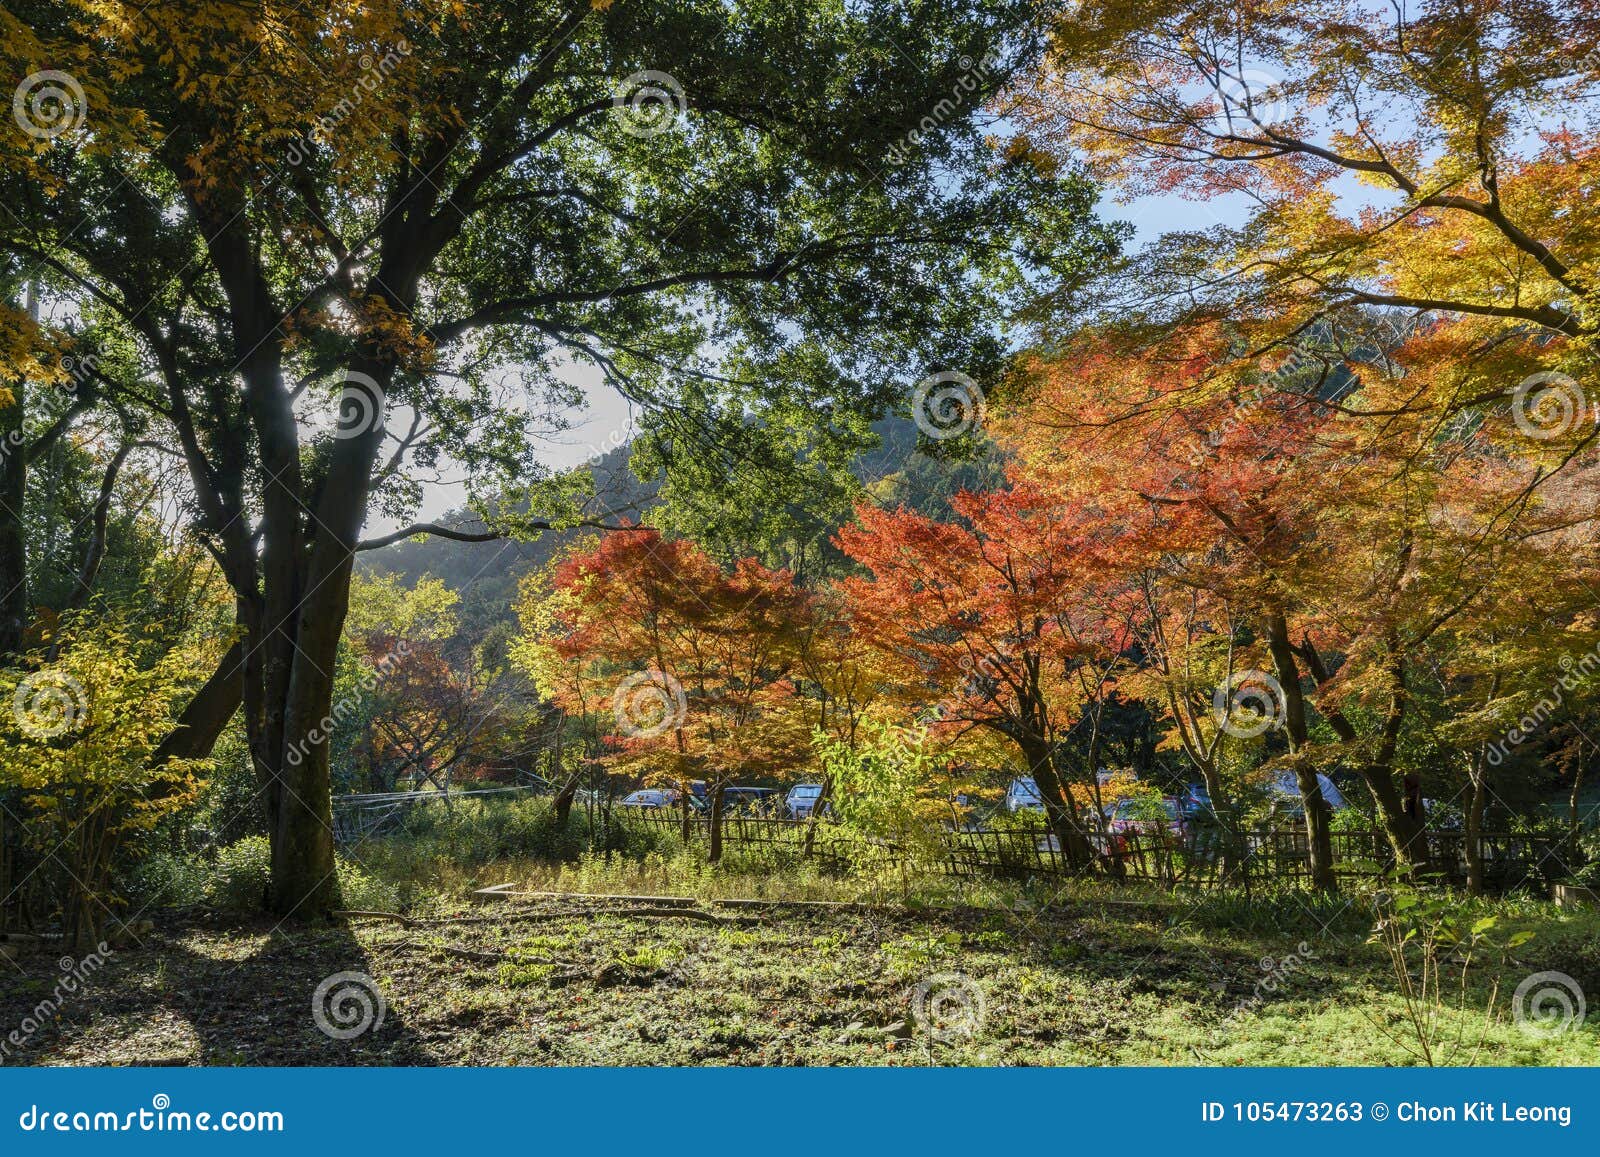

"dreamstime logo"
[1,945,113,1062]
[1211,669,1286,739]
[311,971,386,1040]
[1510,371,1592,440]
[1485,639,1600,766]
[2,347,103,466]
[611,71,686,139]
[884,49,1001,167]
[1209,941,1318,1046]
[1512,971,1586,1038]
[613,669,687,738]
[12,671,89,739]
[333,370,386,440]
[284,639,410,767]
[273,41,411,172]
[584,425,631,465]
[1214,68,1292,132]
[60,346,103,389]
[912,371,986,440]
[12,70,87,140]
[909,971,985,1042]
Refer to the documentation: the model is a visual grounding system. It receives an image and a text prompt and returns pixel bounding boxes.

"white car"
[619,789,678,809]
[1004,777,1044,813]
[786,783,826,819]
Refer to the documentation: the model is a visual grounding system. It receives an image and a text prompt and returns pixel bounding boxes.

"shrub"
[0,615,216,943]
[210,835,273,911]
[336,857,401,911]
[127,849,210,910]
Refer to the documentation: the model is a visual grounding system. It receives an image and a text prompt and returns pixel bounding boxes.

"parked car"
[786,783,828,820]
[1178,782,1214,820]
[719,786,779,815]
[1004,777,1045,813]
[1105,796,1188,850]
[619,789,678,810]
[1262,770,1348,818]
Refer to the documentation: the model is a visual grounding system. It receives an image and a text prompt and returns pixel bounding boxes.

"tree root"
[331,909,416,927]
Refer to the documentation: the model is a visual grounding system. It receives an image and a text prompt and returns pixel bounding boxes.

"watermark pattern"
[1510,371,1593,441]
[1213,68,1292,132]
[884,50,1001,167]
[311,971,386,1040]
[60,346,102,390]
[12,70,86,140]
[912,371,985,441]
[1211,669,1286,739]
[908,970,985,1042]
[1512,971,1586,1038]
[611,71,686,139]
[2,347,104,466]
[284,639,410,767]
[582,425,631,465]
[1211,942,1317,1042]
[612,669,687,738]
[1,945,114,1063]
[12,670,89,739]
[272,42,411,172]
[1485,639,1600,767]
[333,370,386,440]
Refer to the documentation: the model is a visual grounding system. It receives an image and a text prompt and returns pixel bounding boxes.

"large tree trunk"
[263,354,393,916]
[1465,773,1487,896]
[1357,765,1430,874]
[707,781,725,864]
[1569,746,1587,865]
[1292,630,1428,876]
[1291,763,1336,889]
[1198,763,1243,882]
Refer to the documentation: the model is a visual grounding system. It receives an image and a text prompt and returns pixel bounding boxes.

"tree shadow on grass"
[0,916,434,1066]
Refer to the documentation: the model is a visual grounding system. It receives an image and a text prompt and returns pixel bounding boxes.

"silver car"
[1004,777,1044,813]
[786,783,826,819]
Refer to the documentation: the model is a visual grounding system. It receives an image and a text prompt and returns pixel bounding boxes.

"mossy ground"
[3,888,1595,1067]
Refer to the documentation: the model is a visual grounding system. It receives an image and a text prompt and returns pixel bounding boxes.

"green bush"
[1569,859,1600,888]
[336,857,400,911]
[126,849,211,910]
[210,835,273,911]
[392,796,593,863]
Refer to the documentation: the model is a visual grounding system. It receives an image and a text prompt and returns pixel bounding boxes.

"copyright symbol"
[1371,1103,1389,1121]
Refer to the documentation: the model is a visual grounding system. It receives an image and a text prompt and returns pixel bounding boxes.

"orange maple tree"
[519,528,809,860]
[835,482,1136,865]
[998,321,1600,888]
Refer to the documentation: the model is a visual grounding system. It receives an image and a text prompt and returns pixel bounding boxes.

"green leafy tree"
[3,0,1117,913]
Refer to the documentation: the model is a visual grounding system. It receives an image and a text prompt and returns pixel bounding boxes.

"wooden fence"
[620,812,859,873]
[331,785,541,845]
[615,811,1573,892]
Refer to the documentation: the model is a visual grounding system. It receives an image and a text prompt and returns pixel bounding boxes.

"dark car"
[718,786,779,815]
[1178,782,1214,820]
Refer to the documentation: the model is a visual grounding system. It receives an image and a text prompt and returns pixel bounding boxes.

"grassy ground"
[4,885,1597,1067]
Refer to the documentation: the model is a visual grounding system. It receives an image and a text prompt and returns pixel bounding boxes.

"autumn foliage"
[518,529,810,859]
